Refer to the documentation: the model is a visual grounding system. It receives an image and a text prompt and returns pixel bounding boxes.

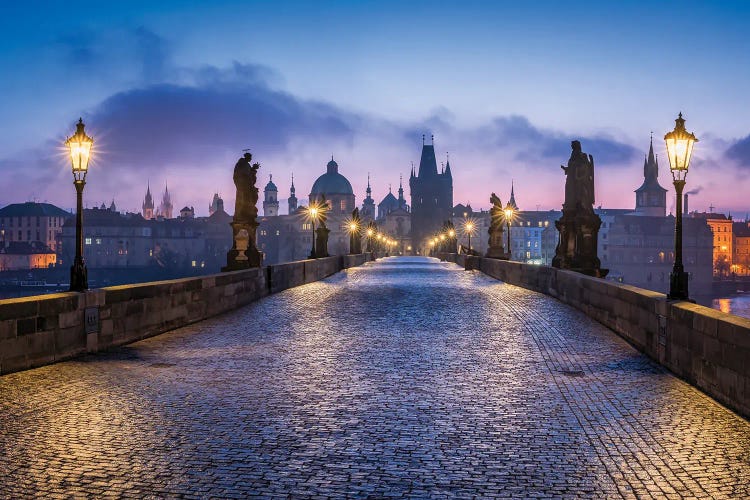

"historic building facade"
[0,202,70,253]
[409,138,453,253]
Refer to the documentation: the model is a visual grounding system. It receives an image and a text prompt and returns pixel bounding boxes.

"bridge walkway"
[0,256,748,497]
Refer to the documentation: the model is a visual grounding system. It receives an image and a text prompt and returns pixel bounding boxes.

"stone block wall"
[441,253,750,419]
[0,254,373,375]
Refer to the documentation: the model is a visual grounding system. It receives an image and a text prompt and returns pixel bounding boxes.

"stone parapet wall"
[0,253,373,375]
[440,253,750,419]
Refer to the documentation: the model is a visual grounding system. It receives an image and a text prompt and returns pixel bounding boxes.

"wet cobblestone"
[0,256,748,498]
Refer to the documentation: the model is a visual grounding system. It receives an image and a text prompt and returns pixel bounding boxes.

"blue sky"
[2,1,750,215]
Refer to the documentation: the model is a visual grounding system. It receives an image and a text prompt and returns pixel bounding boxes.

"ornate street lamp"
[65,118,93,291]
[504,204,515,260]
[665,112,698,300]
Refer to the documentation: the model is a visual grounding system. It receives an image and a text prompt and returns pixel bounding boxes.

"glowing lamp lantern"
[65,118,93,181]
[664,112,698,180]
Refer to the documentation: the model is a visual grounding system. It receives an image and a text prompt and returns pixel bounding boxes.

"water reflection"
[711,295,750,320]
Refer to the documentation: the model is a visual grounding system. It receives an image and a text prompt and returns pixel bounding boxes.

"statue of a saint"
[486,193,508,259]
[233,152,260,223]
[561,140,595,212]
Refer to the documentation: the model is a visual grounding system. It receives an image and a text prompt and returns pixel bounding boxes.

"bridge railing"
[439,252,750,420]
[0,253,374,376]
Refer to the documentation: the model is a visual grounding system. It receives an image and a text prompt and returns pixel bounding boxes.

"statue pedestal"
[223,220,262,271]
[486,228,508,260]
[552,208,608,278]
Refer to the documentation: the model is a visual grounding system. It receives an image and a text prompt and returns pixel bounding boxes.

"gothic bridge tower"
[409,135,453,253]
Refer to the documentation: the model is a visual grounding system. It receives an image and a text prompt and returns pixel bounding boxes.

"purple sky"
[2,1,750,217]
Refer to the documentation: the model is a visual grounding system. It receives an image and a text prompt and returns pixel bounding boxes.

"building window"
[340,200,346,212]
[276,230,280,236]
[85,237,92,245]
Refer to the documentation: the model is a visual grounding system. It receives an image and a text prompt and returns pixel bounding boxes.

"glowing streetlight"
[665,112,698,300]
[504,204,515,260]
[305,202,323,259]
[65,118,93,291]
[463,219,476,253]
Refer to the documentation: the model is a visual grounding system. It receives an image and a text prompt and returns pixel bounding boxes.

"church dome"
[264,174,278,192]
[310,157,354,196]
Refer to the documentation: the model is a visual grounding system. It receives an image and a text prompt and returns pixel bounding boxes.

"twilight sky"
[2,0,750,216]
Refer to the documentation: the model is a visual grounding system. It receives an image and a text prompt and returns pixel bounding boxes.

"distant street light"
[504,203,515,260]
[65,118,93,292]
[665,112,698,300]
[463,219,476,253]
[306,203,322,259]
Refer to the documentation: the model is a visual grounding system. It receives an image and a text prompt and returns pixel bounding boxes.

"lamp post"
[464,220,475,254]
[307,205,319,259]
[347,221,360,254]
[504,204,515,260]
[65,118,93,292]
[665,113,698,300]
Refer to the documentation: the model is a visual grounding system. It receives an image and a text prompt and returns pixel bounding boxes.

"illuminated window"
[96,238,102,245]
[340,200,346,211]
[85,237,92,245]
[191,260,196,267]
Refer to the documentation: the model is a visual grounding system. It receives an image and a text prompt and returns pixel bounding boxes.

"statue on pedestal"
[223,152,263,270]
[349,208,362,254]
[486,193,509,259]
[552,141,607,277]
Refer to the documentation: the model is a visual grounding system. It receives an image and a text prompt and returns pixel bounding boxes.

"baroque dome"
[310,157,354,196]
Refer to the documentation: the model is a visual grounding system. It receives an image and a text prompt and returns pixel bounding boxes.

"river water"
[711,294,750,321]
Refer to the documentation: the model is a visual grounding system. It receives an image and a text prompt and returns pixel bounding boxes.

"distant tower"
[263,174,279,216]
[409,136,453,252]
[288,174,298,214]
[209,193,224,216]
[361,173,376,221]
[634,135,667,217]
[159,183,173,219]
[109,198,117,212]
[142,182,155,220]
[397,174,407,210]
[508,180,519,210]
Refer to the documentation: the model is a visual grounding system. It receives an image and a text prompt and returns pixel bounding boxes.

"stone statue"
[486,193,508,259]
[233,152,260,223]
[553,141,607,277]
[223,151,262,270]
[349,208,362,254]
[561,140,595,212]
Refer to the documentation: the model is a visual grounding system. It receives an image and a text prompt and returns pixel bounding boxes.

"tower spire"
[509,180,518,210]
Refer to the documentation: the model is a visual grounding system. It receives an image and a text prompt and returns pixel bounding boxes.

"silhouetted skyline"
[2,1,749,216]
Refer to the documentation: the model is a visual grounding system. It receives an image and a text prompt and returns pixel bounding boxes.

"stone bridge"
[1,256,749,497]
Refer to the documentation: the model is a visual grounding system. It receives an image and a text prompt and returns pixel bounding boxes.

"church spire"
[509,180,518,210]
[444,152,452,178]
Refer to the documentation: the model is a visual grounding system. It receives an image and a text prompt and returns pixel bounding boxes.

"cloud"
[88,62,357,170]
[484,115,637,166]
[0,55,655,213]
[725,134,750,168]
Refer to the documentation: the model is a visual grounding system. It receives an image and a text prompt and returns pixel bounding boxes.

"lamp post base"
[70,258,88,292]
[668,270,690,301]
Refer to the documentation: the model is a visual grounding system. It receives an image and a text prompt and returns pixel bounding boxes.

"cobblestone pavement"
[1,257,749,498]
